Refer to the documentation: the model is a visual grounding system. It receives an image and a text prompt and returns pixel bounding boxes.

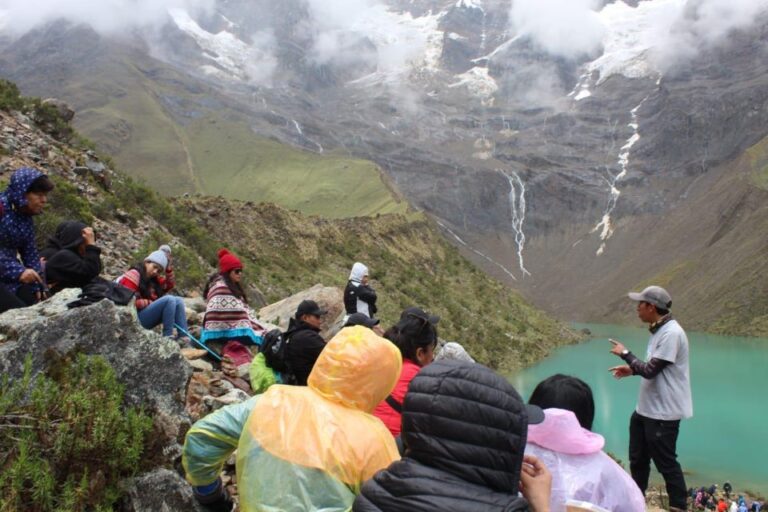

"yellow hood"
[309,325,402,412]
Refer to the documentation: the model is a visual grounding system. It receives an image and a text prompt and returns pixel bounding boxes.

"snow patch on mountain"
[448,66,498,103]
[168,8,275,85]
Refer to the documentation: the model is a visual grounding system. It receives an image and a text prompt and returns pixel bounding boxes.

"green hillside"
[21,53,404,218]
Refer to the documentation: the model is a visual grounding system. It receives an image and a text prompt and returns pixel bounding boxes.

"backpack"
[67,277,135,309]
[261,328,291,374]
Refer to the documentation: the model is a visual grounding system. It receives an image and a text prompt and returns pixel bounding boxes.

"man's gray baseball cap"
[628,286,672,310]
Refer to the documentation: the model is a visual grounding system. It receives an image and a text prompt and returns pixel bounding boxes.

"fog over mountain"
[1,0,767,331]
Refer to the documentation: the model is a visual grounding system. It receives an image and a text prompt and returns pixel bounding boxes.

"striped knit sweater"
[116,268,158,310]
[203,277,265,335]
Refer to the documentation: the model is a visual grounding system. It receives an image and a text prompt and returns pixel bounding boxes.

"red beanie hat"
[218,248,243,274]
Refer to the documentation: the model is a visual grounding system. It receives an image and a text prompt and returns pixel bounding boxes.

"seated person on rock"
[526,374,645,512]
[373,306,439,437]
[155,243,176,294]
[354,360,552,512]
[0,168,54,313]
[42,220,101,294]
[182,326,402,512]
[201,248,266,346]
[282,299,328,386]
[344,262,377,319]
[116,250,187,338]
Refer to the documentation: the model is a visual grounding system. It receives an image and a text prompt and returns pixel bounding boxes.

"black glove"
[193,478,233,512]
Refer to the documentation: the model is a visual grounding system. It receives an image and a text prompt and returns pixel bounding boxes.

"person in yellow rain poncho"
[182,325,403,511]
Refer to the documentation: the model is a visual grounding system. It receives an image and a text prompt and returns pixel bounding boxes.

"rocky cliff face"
[1,0,766,331]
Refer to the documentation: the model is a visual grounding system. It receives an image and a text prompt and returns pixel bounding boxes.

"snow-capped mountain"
[1,0,767,329]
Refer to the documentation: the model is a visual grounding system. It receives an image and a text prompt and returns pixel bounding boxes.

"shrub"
[0,79,23,112]
[0,354,153,511]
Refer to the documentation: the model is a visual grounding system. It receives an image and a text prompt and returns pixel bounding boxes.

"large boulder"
[119,469,206,512]
[42,97,75,122]
[0,289,192,447]
[258,284,344,339]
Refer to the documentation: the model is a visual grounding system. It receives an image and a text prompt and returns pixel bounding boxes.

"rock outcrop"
[0,289,192,449]
[258,284,345,339]
[119,469,206,512]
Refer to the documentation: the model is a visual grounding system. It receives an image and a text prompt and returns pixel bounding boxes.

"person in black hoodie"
[43,220,102,294]
[353,360,553,512]
[284,299,327,385]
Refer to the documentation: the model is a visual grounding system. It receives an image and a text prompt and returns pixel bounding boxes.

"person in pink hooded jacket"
[525,374,645,512]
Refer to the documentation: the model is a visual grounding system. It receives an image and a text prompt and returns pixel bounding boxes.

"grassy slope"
[185,118,407,217]
[632,135,768,337]
[67,56,405,218]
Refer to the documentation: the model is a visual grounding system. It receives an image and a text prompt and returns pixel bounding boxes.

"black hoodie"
[284,317,326,386]
[353,361,531,512]
[44,221,102,293]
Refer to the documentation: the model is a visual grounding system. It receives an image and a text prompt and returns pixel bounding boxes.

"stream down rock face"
[0,289,193,446]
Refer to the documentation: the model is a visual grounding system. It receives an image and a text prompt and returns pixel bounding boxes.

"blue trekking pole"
[174,323,222,361]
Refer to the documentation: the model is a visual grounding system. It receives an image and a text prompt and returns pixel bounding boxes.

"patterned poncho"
[201,276,265,345]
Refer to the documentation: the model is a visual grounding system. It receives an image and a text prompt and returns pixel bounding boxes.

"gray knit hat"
[145,250,168,271]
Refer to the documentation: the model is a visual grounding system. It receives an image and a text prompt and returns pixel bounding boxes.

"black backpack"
[67,277,135,309]
[262,328,291,374]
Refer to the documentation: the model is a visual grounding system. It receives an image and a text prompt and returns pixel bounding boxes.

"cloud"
[304,0,441,74]
[509,0,606,60]
[0,0,215,36]
[648,0,768,71]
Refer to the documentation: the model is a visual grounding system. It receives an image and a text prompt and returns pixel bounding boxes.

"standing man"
[609,285,692,512]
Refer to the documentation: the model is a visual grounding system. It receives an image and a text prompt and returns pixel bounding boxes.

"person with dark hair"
[201,249,266,346]
[609,285,692,512]
[344,262,377,319]
[526,374,645,511]
[0,168,54,312]
[354,360,552,512]
[373,306,438,436]
[528,374,595,431]
[283,299,328,385]
[344,312,384,335]
[116,250,187,338]
[42,220,102,294]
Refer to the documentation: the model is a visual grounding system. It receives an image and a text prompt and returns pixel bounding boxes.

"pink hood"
[527,408,604,455]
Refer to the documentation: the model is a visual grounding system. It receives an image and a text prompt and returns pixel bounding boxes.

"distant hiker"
[724,482,732,498]
[0,168,54,313]
[201,248,266,346]
[732,501,740,512]
[353,360,551,512]
[117,250,188,338]
[609,286,692,512]
[344,262,377,319]
[155,243,175,293]
[42,221,102,294]
[526,374,645,512]
[719,499,728,512]
[183,326,402,512]
[283,299,328,385]
[373,307,439,437]
[344,312,383,335]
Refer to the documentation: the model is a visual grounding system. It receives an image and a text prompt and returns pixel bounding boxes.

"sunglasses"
[232,269,243,274]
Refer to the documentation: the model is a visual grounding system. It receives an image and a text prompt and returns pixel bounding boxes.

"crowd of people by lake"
[2,166,759,511]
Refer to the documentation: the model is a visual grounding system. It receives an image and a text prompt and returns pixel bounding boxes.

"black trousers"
[629,411,688,509]
[0,284,37,314]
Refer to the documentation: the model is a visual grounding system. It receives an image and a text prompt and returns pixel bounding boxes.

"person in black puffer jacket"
[353,360,553,512]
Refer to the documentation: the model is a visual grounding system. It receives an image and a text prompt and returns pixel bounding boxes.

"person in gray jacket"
[609,285,692,512]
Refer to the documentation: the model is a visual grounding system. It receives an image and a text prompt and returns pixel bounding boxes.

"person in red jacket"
[373,307,439,437]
